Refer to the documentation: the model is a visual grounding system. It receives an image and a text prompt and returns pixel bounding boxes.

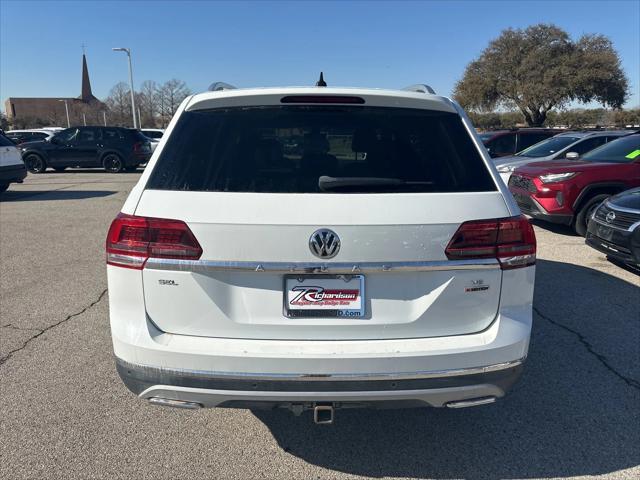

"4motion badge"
[465,279,489,293]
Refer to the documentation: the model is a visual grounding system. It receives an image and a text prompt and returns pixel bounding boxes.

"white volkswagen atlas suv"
[106,82,536,423]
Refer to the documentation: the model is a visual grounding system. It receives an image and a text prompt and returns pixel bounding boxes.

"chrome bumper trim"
[144,258,500,273]
[117,357,525,382]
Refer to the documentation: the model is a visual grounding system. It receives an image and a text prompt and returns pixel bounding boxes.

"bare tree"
[158,79,191,127]
[104,82,132,127]
[102,79,191,128]
[139,80,159,128]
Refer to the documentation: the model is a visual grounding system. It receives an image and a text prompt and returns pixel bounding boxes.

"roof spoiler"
[208,82,237,92]
[401,84,436,95]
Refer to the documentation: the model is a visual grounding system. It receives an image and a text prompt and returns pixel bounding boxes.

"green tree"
[453,24,628,126]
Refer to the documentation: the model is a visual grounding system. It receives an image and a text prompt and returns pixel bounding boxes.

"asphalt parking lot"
[1,171,639,480]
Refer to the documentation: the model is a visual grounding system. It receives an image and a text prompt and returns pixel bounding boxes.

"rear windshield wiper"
[318,176,434,192]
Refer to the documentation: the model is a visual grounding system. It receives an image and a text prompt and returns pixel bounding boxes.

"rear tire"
[103,153,124,173]
[0,183,9,193]
[574,194,610,236]
[25,154,47,173]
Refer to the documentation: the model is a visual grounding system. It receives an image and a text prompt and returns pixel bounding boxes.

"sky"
[1,0,639,109]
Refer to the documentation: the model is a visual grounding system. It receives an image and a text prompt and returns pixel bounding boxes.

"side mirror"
[565,152,579,160]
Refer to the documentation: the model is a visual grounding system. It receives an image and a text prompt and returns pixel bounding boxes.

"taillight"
[133,141,151,154]
[106,213,202,269]
[445,215,536,270]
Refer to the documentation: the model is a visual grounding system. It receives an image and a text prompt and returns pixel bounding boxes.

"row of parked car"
[480,128,640,269]
[0,126,164,178]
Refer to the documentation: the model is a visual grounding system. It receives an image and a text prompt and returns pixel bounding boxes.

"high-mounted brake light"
[445,215,536,270]
[280,95,365,104]
[106,213,202,269]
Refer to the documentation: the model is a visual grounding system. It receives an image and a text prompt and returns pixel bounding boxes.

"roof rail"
[402,84,436,95]
[208,82,237,92]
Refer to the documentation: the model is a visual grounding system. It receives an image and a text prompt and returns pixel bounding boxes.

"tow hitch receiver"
[313,403,334,424]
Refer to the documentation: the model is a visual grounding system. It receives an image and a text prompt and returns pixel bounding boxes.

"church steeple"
[80,53,96,102]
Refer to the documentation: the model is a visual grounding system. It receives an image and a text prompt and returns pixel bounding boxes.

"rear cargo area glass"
[147,106,495,193]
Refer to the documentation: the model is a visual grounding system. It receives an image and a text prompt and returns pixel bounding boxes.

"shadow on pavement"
[530,218,578,236]
[253,259,640,478]
[1,190,117,201]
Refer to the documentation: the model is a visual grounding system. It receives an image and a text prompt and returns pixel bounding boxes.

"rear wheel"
[25,154,47,173]
[103,153,124,173]
[574,194,610,236]
[0,183,9,193]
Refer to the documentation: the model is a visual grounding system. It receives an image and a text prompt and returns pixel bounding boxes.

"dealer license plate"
[284,275,365,318]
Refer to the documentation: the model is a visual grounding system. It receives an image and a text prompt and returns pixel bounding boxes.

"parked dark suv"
[20,126,152,173]
[478,128,562,158]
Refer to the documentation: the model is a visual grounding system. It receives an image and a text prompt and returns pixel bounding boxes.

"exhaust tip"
[148,397,203,410]
[446,396,496,409]
[313,404,334,424]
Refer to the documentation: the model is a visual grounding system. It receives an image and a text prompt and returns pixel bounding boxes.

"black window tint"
[33,132,48,140]
[55,128,79,143]
[517,133,549,151]
[582,135,640,163]
[570,136,607,155]
[487,134,516,156]
[0,134,13,146]
[143,130,163,138]
[102,128,123,141]
[147,106,496,193]
[78,128,98,143]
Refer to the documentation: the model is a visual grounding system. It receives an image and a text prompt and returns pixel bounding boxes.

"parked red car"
[508,134,640,235]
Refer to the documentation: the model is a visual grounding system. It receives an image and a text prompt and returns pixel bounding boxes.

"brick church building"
[4,54,105,128]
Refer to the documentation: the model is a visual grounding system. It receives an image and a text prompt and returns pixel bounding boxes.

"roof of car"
[556,130,629,138]
[186,87,458,113]
[6,129,52,133]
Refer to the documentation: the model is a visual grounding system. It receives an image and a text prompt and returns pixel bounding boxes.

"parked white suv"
[0,133,27,193]
[107,84,536,423]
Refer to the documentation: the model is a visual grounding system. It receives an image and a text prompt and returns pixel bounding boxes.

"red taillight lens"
[106,213,202,269]
[445,215,536,270]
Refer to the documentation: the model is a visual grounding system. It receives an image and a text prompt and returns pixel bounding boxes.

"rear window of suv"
[147,106,496,193]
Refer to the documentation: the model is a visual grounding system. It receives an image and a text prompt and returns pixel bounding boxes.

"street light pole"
[58,99,70,127]
[112,47,138,129]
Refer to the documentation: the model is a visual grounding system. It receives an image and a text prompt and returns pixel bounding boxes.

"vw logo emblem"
[605,211,616,223]
[309,229,340,259]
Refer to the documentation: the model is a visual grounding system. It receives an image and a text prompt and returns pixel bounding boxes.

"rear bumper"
[108,261,534,409]
[116,357,524,408]
[0,163,27,184]
[111,309,532,409]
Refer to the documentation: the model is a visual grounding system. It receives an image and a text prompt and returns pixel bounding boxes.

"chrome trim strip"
[590,216,634,232]
[591,201,640,232]
[118,357,524,382]
[144,258,500,273]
